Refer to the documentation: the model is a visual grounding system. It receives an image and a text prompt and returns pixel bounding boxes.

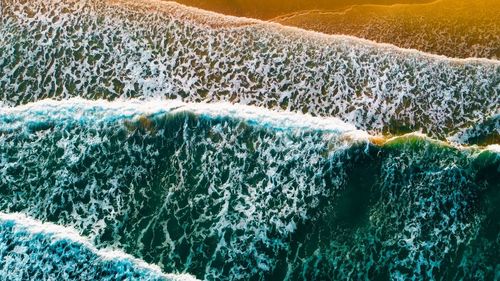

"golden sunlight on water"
[274,0,500,58]
[1,0,499,280]
[171,0,433,20]
[170,0,500,58]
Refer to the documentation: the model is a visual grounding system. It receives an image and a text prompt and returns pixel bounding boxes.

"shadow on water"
[274,145,384,280]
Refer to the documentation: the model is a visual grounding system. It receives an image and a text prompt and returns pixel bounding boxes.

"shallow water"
[275,0,500,59]
[1,0,499,140]
[171,0,433,20]
[0,0,498,280]
[171,0,500,59]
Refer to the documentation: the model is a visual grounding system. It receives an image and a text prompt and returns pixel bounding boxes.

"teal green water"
[1,0,499,280]
[0,101,498,280]
[0,214,169,280]
[1,0,499,140]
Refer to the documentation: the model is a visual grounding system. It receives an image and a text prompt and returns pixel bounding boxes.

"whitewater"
[0,98,498,280]
[0,0,498,280]
[1,0,499,140]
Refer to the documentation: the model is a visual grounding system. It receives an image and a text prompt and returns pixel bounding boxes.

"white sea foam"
[115,0,500,62]
[0,97,369,279]
[2,98,497,152]
[1,0,498,139]
[1,98,368,138]
[0,212,199,281]
[0,98,496,280]
[485,144,500,153]
[0,1,498,277]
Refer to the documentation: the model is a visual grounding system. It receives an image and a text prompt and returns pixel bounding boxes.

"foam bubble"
[1,0,498,139]
[0,98,497,280]
[0,212,199,281]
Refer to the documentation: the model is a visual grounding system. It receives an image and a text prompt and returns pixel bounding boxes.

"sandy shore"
[274,0,500,58]
[166,0,499,59]
[170,0,433,20]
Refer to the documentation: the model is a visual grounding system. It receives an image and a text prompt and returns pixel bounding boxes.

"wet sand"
[170,0,500,59]
[172,0,433,20]
[274,0,500,58]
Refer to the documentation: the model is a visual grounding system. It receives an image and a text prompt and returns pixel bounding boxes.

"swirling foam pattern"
[0,99,498,280]
[0,212,198,280]
[274,0,500,59]
[1,0,499,280]
[1,0,499,139]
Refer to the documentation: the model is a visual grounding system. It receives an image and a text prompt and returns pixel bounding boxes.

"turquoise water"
[0,100,498,280]
[0,213,176,281]
[1,0,499,139]
[0,0,499,280]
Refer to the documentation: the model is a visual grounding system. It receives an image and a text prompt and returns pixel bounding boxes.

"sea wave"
[0,212,199,280]
[1,0,498,139]
[0,99,498,280]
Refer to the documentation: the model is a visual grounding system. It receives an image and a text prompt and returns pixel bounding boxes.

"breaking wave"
[1,0,499,139]
[0,99,498,280]
[0,212,199,280]
[1,0,498,280]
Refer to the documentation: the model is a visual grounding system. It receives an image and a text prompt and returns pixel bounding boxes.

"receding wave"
[168,0,435,22]
[1,0,499,140]
[0,212,198,281]
[272,0,500,59]
[0,99,498,280]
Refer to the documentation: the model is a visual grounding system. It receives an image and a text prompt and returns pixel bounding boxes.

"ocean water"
[274,0,500,59]
[1,0,499,140]
[0,99,498,280]
[0,0,499,280]
[0,213,197,281]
